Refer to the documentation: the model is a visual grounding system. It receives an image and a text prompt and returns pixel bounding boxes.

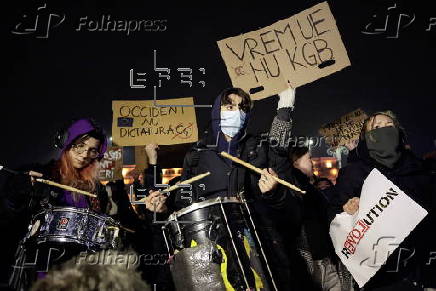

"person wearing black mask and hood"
[156,87,299,291]
[327,111,436,291]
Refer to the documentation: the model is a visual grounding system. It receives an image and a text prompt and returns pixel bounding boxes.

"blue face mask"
[220,110,246,137]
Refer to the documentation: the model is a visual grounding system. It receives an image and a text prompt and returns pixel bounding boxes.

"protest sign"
[319,109,367,147]
[329,169,428,287]
[112,97,198,146]
[217,1,351,100]
[98,146,123,181]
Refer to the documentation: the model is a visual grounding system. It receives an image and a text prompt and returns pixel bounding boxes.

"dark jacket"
[170,95,302,290]
[173,95,286,210]
[1,162,110,289]
[327,139,435,289]
[4,161,109,217]
[293,169,334,260]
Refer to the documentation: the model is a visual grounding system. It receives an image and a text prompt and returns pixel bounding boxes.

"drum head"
[168,197,241,221]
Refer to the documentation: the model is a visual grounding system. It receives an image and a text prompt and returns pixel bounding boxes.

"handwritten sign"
[329,169,427,287]
[98,147,123,181]
[217,2,351,100]
[319,109,368,147]
[112,97,198,146]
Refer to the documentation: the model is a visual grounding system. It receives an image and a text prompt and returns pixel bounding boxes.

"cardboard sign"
[217,1,351,100]
[329,169,427,287]
[319,109,367,147]
[98,147,123,181]
[112,97,198,146]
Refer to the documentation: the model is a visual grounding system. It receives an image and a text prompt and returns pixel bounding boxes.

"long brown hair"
[55,149,99,202]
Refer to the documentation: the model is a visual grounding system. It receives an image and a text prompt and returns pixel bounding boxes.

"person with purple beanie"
[3,118,111,290]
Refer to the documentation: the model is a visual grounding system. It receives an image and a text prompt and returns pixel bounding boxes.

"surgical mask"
[365,126,401,168]
[220,110,246,137]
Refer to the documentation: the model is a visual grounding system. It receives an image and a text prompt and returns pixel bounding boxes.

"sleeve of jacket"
[260,108,296,209]
[269,108,293,156]
[3,164,51,214]
[3,173,33,214]
[170,148,199,211]
[96,182,110,214]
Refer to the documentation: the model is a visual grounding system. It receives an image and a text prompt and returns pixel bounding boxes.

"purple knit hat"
[60,119,107,159]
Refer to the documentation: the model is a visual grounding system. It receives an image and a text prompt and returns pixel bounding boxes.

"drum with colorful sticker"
[164,196,274,291]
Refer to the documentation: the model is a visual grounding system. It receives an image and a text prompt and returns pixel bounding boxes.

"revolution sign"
[329,169,428,287]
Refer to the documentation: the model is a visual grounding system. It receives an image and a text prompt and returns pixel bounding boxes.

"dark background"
[0,0,435,288]
[2,0,435,170]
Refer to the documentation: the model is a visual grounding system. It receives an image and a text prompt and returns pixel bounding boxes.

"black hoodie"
[327,136,435,289]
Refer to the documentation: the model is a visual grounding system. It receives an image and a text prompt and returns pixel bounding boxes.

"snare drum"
[164,197,271,291]
[28,207,122,250]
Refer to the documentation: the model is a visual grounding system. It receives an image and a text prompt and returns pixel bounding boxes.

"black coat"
[327,139,436,289]
[173,131,286,210]
[0,162,109,288]
[3,161,109,217]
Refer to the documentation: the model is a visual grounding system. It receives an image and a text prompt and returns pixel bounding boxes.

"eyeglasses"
[71,143,100,159]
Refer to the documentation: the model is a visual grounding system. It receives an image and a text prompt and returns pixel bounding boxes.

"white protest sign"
[98,147,123,181]
[329,169,427,287]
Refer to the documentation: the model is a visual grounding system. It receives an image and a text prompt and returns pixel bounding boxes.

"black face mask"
[365,126,401,168]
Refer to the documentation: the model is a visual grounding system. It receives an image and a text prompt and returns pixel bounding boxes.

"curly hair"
[31,251,151,291]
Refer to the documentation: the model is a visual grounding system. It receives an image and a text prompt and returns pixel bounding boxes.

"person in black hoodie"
[154,87,300,291]
[327,111,436,291]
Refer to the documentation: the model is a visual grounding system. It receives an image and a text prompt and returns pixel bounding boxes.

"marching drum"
[28,207,122,250]
[164,197,273,291]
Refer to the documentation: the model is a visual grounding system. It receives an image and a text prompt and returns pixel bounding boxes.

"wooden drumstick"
[164,172,210,193]
[220,151,306,194]
[35,178,97,198]
[138,172,211,203]
[108,225,136,233]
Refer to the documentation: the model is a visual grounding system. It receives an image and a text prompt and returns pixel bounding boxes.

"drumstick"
[35,178,97,198]
[220,151,306,194]
[108,225,136,233]
[164,172,210,193]
[138,172,211,203]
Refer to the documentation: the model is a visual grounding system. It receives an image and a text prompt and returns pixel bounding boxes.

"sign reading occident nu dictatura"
[112,97,198,146]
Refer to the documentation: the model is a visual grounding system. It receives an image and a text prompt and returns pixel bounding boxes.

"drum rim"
[33,206,112,220]
[36,235,104,247]
[168,196,241,221]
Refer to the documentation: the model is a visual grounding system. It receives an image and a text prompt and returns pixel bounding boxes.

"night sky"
[2,0,436,171]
